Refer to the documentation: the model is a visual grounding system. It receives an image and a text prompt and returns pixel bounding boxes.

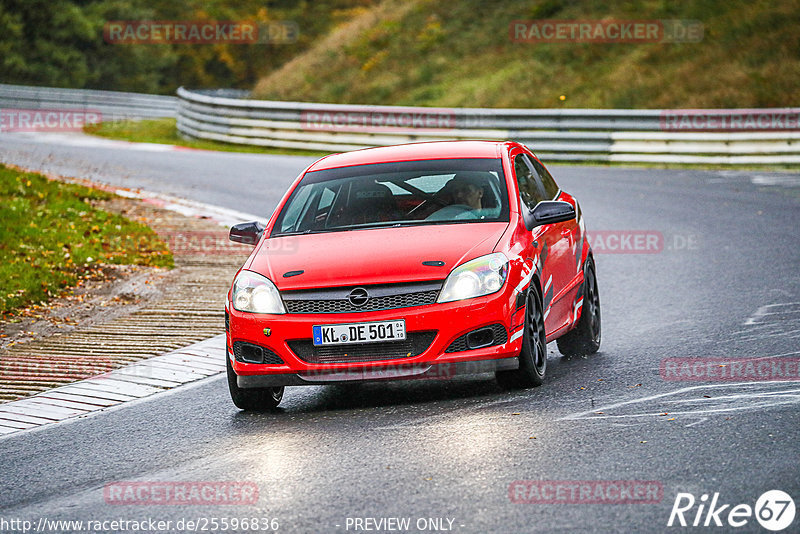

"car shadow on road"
[303,375,508,410]
[226,349,611,431]
[228,373,511,423]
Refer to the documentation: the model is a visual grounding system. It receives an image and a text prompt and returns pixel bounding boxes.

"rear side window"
[513,154,544,209]
[530,157,560,199]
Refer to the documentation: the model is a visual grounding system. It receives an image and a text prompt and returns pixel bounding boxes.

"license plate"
[312,320,406,346]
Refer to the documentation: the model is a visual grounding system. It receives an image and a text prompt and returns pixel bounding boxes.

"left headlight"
[437,252,509,303]
[231,271,286,314]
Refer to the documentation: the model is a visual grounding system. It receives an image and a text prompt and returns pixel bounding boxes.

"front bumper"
[237,357,520,387]
[226,289,526,389]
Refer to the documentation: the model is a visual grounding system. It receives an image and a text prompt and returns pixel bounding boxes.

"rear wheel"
[496,286,547,388]
[557,258,601,356]
[227,356,284,410]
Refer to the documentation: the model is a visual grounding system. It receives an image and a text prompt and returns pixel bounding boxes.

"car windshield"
[272,158,509,236]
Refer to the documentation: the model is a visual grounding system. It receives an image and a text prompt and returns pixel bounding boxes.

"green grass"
[0,165,173,314]
[252,0,800,109]
[84,119,328,158]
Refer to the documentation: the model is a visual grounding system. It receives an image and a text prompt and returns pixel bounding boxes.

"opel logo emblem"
[348,287,369,307]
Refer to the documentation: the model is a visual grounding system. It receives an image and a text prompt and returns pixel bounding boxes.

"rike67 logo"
[668,490,796,531]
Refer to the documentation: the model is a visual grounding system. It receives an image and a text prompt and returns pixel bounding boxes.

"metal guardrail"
[177,87,800,164]
[2,83,795,164]
[0,83,177,120]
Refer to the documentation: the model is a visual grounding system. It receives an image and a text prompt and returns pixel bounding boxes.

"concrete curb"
[0,335,225,437]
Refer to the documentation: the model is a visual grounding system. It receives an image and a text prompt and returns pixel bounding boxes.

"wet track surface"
[1,133,799,532]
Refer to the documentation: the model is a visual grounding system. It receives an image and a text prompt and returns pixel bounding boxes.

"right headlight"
[231,271,285,314]
[437,252,509,303]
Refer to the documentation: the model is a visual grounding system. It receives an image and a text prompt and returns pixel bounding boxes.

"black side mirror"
[525,201,576,230]
[229,221,265,245]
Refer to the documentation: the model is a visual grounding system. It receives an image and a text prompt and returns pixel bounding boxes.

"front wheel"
[496,286,547,389]
[227,356,284,410]
[557,258,601,356]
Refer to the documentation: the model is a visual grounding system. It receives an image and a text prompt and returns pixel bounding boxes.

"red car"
[225,141,600,409]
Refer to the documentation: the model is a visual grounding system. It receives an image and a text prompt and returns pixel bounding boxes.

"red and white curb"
[0,334,226,438]
[115,189,265,229]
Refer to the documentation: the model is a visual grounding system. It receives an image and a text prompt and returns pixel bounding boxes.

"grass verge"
[84,119,328,158]
[253,0,800,109]
[0,165,173,314]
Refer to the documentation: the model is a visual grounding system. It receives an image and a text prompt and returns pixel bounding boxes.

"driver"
[451,180,484,209]
[426,174,486,221]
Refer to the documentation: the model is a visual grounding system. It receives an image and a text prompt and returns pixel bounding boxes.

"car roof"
[307,140,511,171]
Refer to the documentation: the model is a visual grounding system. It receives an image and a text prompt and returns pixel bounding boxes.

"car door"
[528,153,583,336]
[510,150,566,337]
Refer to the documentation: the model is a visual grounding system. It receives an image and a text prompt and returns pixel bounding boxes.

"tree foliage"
[0,0,375,94]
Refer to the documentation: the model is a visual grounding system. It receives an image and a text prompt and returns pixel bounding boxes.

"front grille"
[287,331,437,364]
[285,290,438,314]
[282,281,442,314]
[233,341,285,365]
[445,324,508,353]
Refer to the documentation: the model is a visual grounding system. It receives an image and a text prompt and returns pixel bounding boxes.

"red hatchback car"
[225,141,600,409]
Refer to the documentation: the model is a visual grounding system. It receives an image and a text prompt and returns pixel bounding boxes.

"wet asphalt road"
[1,133,799,533]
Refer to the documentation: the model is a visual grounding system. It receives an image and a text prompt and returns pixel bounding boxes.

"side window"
[513,154,544,209]
[530,158,560,199]
[279,185,312,232]
[318,187,335,210]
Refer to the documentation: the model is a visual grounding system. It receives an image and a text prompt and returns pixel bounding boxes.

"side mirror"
[525,201,576,230]
[229,221,265,245]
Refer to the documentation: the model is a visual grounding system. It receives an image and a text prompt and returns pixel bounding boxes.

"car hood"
[246,223,509,290]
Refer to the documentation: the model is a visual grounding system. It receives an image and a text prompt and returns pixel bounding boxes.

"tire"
[227,356,284,410]
[496,285,547,389]
[557,258,601,356]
